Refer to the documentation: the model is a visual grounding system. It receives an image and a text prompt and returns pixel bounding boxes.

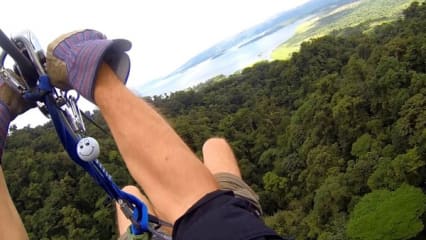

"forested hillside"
[272,0,420,60]
[3,2,426,239]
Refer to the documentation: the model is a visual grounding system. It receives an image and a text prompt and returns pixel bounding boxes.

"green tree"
[368,148,424,190]
[347,184,426,240]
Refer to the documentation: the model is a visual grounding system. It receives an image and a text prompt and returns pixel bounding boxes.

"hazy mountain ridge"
[138,0,419,97]
[272,0,421,59]
[139,0,356,95]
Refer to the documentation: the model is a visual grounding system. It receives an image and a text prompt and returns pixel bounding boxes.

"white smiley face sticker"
[77,137,100,161]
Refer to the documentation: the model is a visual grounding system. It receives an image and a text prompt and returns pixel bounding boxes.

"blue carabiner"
[122,191,149,234]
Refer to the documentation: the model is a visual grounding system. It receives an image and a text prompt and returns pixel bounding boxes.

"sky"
[2,0,309,128]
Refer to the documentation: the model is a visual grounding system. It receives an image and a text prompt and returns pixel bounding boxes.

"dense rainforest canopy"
[3,2,426,239]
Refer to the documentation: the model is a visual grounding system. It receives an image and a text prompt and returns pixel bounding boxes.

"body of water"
[139,18,305,96]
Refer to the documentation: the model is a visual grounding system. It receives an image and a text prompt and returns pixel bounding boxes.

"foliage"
[346,184,426,240]
[2,2,426,239]
[272,0,420,60]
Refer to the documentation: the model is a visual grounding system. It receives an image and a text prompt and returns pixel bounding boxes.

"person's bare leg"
[95,64,218,223]
[0,167,28,240]
[202,137,263,215]
[202,137,241,177]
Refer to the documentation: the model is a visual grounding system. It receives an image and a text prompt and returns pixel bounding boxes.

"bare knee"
[202,137,229,153]
[122,185,141,195]
[202,137,241,177]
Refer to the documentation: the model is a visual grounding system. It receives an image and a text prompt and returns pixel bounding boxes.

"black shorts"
[172,190,283,240]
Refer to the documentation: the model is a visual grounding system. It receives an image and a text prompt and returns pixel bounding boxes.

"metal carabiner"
[12,32,46,76]
[118,196,149,235]
[0,67,29,94]
[66,93,86,134]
